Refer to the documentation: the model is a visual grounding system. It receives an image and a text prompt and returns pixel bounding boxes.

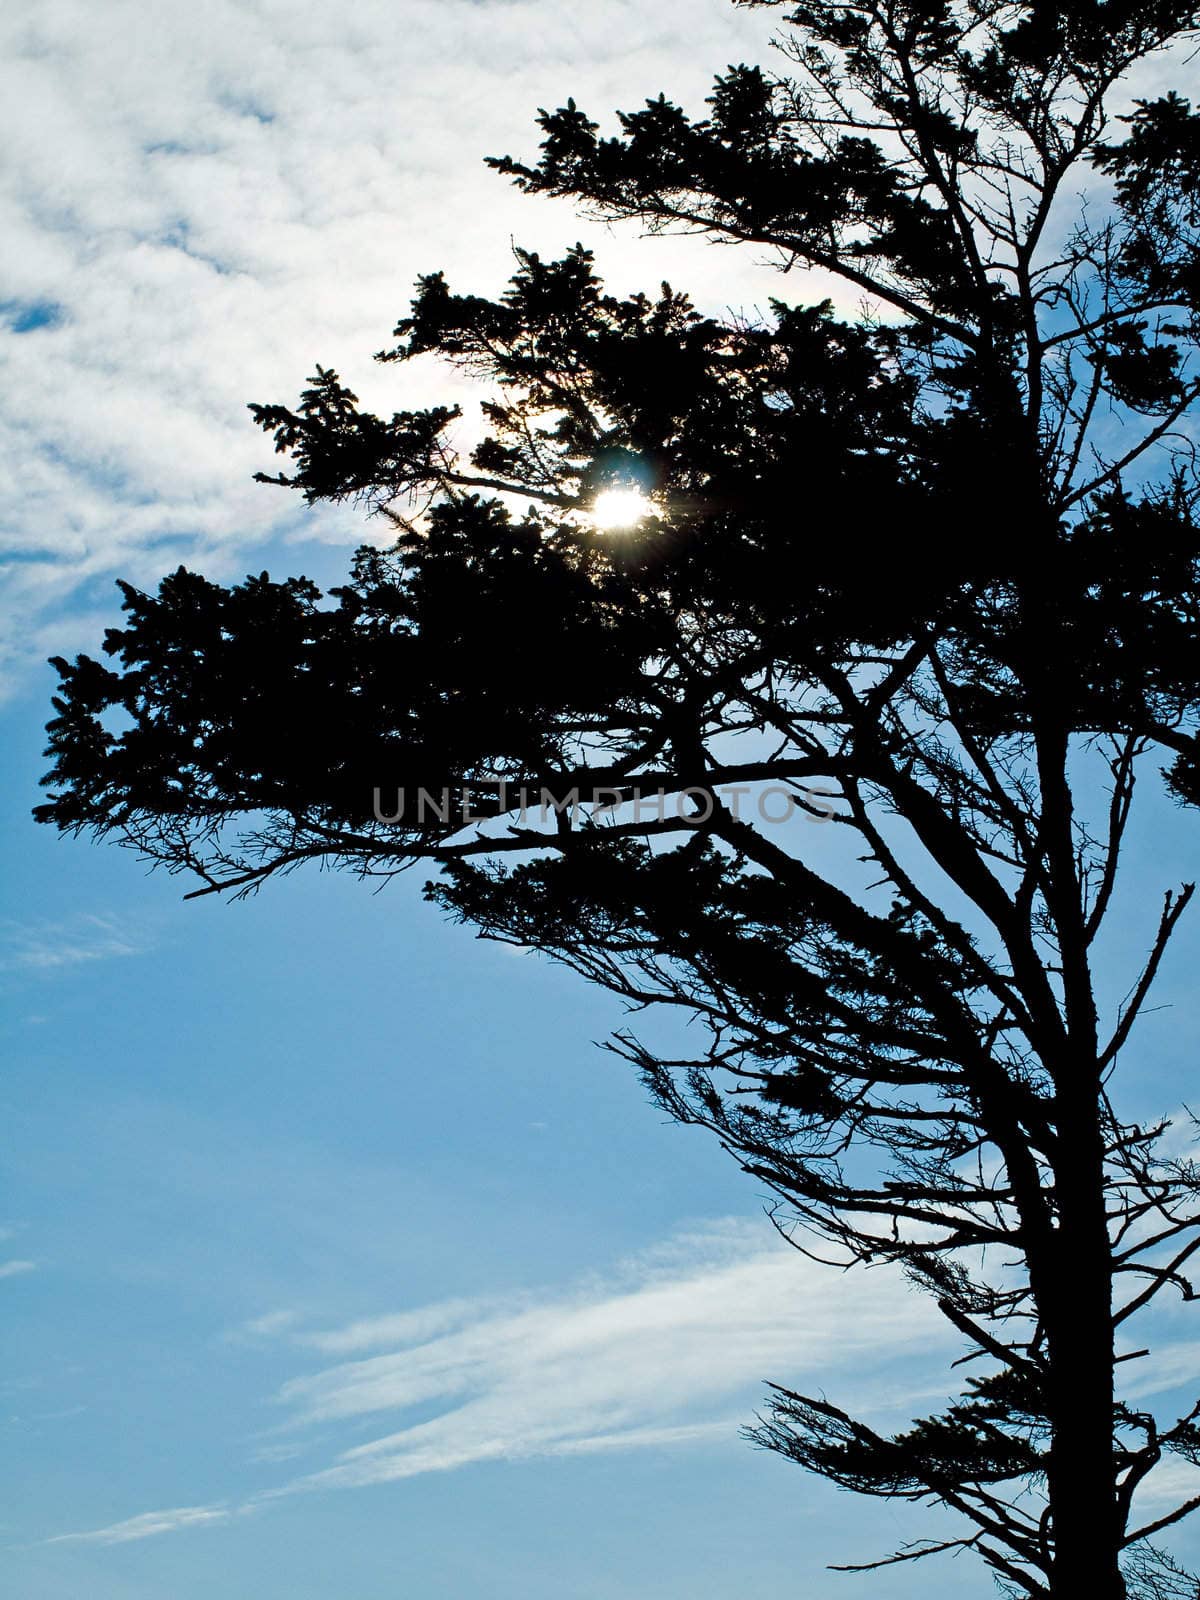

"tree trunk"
[1044,1090,1125,1599]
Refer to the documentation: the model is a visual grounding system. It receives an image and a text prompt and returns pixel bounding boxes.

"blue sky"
[2,3,1199,1596]
[1,677,988,1599]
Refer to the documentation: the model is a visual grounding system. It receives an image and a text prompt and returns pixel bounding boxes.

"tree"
[33,1,1200,1594]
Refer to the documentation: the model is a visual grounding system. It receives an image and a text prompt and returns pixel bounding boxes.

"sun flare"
[590,488,654,531]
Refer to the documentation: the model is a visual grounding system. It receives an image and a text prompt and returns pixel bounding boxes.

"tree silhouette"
[34,2,1200,1595]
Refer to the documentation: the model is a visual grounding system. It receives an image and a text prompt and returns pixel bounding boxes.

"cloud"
[295,1295,504,1356]
[1118,1340,1200,1405]
[50,1217,953,1544]
[0,0,800,700]
[1130,1454,1200,1514]
[237,1309,301,1340]
[269,1217,950,1493]
[0,1259,36,1280]
[47,1504,230,1545]
[250,1441,308,1466]
[0,912,148,972]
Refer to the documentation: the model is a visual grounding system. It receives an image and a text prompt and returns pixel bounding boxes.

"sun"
[590,488,654,531]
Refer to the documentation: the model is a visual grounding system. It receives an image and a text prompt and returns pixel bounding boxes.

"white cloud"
[250,1441,308,1466]
[0,911,147,971]
[238,1309,301,1339]
[47,1504,230,1545]
[1118,1339,1200,1405]
[296,1295,506,1356]
[1130,1455,1200,1515]
[270,1216,949,1492]
[545,1419,738,1457]
[0,1259,36,1280]
[49,1217,953,1543]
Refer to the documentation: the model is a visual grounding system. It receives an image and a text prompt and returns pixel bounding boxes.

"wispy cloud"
[295,1296,503,1357]
[234,1309,301,1341]
[1118,1339,1200,1404]
[0,912,148,972]
[47,1504,230,1545]
[270,1217,949,1493]
[0,1259,36,1280]
[1130,1455,1200,1513]
[53,1218,951,1544]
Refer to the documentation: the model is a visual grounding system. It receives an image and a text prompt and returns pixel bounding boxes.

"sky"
[1,3,1199,1598]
